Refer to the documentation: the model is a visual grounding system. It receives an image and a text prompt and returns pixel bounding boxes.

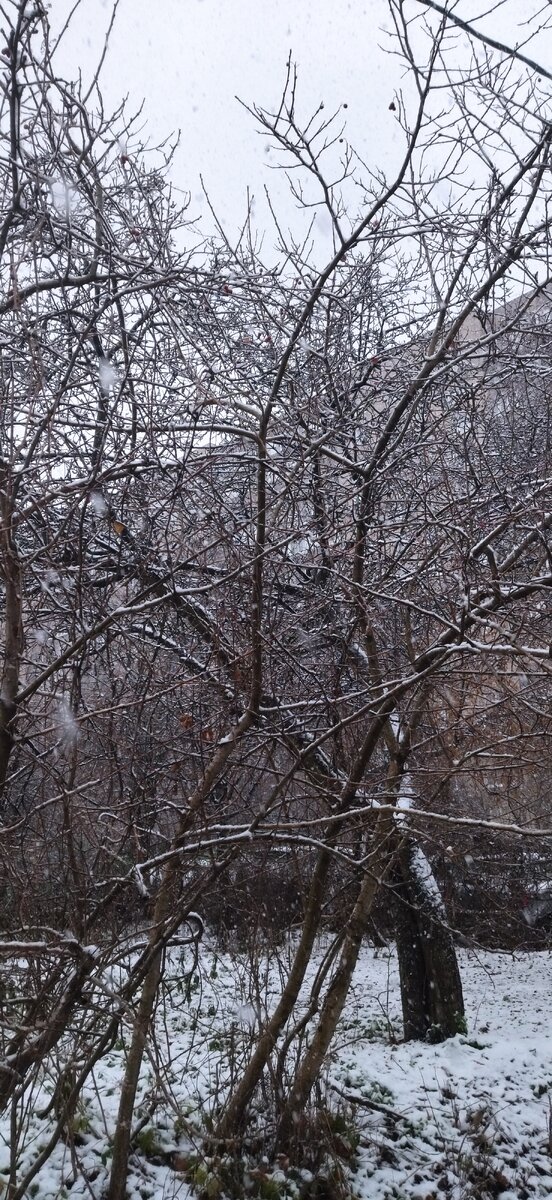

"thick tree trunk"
[394,837,465,1042]
[393,869,430,1041]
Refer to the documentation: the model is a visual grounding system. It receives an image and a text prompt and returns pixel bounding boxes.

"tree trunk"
[394,837,465,1042]
[215,845,332,1141]
[216,705,396,1141]
[274,823,465,1156]
[275,814,395,1154]
[106,945,165,1200]
[0,489,23,802]
[393,867,431,1040]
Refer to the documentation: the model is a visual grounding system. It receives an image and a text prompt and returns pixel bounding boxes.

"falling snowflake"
[90,491,108,516]
[99,358,117,393]
[58,700,79,747]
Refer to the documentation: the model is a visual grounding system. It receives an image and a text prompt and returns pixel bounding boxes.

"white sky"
[55,0,552,247]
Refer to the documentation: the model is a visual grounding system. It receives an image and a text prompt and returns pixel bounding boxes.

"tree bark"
[393,867,431,1041]
[394,837,465,1042]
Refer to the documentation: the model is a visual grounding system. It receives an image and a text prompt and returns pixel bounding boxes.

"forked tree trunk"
[275,825,465,1154]
[394,837,465,1041]
[216,705,396,1142]
[215,846,332,1141]
[275,813,395,1154]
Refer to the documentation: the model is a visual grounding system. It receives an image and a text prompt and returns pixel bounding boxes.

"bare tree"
[0,0,209,1135]
[1,1,552,1194]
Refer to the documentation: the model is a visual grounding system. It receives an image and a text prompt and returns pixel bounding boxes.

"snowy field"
[2,943,552,1200]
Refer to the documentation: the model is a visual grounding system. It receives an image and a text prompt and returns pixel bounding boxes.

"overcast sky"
[55,0,552,248]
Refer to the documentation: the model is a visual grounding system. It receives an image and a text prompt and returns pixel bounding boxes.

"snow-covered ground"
[2,943,551,1199]
[333,948,552,1199]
